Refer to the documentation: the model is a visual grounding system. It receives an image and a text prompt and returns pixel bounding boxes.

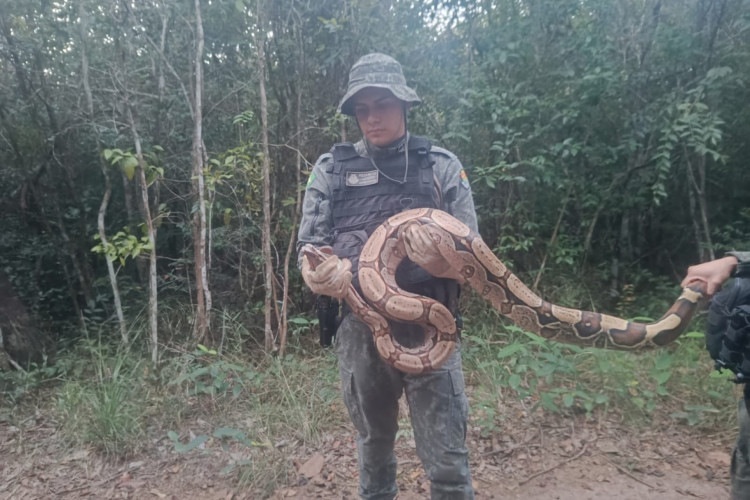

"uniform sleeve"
[431,148,479,234]
[728,251,750,263]
[296,154,335,268]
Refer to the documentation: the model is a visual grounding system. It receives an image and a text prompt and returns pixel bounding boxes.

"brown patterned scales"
[302,208,707,374]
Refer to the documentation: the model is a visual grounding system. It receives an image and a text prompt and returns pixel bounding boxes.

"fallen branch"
[516,441,590,486]
[51,470,124,496]
[481,431,539,457]
[0,326,26,372]
[599,454,657,490]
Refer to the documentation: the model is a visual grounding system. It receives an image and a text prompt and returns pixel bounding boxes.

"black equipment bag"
[706,277,750,382]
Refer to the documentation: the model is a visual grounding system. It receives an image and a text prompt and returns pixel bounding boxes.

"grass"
[460,292,739,434]
[1,287,740,496]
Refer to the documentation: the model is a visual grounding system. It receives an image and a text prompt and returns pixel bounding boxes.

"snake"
[302,208,707,374]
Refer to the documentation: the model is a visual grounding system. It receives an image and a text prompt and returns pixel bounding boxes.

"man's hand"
[402,224,464,283]
[681,255,739,296]
[301,250,352,299]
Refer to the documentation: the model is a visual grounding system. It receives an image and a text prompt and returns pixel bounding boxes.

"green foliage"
[0,357,60,404]
[91,227,153,266]
[2,0,750,344]
[462,291,736,432]
[103,148,164,186]
[168,344,261,400]
[2,7,749,496]
[55,336,147,457]
[158,334,341,494]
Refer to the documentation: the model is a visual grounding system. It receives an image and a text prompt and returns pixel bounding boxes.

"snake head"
[300,244,334,271]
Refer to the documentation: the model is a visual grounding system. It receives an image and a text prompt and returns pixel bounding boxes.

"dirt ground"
[0,395,735,500]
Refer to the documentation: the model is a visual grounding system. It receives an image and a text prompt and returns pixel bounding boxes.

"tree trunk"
[279,33,305,355]
[532,185,570,291]
[685,151,715,261]
[126,105,159,364]
[191,0,211,342]
[80,3,127,343]
[257,0,276,352]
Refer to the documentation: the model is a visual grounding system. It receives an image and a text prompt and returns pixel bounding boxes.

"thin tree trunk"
[126,104,159,364]
[80,3,127,343]
[155,13,168,144]
[685,157,704,261]
[685,150,715,261]
[257,0,276,352]
[191,0,211,342]
[279,39,305,355]
[532,185,570,291]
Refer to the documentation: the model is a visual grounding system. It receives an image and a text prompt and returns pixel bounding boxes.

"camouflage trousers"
[733,398,750,499]
[335,312,475,500]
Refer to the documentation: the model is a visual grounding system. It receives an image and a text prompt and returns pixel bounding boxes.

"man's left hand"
[403,224,464,283]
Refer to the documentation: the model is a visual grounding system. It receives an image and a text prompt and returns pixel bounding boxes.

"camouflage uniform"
[729,251,750,500]
[298,54,477,500]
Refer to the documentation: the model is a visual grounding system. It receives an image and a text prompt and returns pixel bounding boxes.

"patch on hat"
[459,169,470,189]
[305,172,316,188]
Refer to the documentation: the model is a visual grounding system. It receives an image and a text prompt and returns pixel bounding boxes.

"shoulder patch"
[429,146,457,160]
[459,169,470,189]
[305,153,333,188]
[305,172,316,188]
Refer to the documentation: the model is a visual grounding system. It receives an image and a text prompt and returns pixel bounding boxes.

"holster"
[316,295,340,348]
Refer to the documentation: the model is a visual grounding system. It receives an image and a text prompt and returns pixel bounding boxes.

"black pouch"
[707,278,750,381]
[316,295,340,348]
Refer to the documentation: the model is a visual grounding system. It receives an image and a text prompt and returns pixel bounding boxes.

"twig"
[481,431,539,457]
[6,355,24,372]
[516,441,590,486]
[0,334,24,373]
[599,454,657,489]
[50,470,124,496]
[0,327,25,372]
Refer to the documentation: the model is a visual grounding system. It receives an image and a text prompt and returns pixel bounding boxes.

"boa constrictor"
[302,208,707,374]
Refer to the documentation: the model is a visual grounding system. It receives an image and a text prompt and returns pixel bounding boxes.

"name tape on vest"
[346,170,379,187]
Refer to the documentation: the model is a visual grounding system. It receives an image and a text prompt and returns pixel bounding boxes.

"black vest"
[327,136,439,291]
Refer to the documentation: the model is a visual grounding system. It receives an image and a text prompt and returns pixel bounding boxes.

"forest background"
[1,0,750,496]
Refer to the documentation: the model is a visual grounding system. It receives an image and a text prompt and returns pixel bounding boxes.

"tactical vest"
[327,136,442,294]
[707,276,750,382]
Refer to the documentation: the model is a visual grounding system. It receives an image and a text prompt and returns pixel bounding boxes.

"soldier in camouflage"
[298,53,477,499]
[683,251,750,500]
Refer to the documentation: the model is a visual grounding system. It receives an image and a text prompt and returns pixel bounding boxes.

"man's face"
[352,87,406,147]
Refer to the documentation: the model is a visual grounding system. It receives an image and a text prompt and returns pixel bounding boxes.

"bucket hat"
[338,53,421,116]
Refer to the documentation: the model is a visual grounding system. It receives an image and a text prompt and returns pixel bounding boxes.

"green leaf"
[173,434,209,453]
[563,393,574,407]
[288,317,310,325]
[684,331,704,339]
[496,342,526,359]
[653,371,671,385]
[121,156,138,181]
[540,392,559,412]
[213,427,250,445]
[197,344,217,355]
[654,353,674,371]
[508,373,521,391]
